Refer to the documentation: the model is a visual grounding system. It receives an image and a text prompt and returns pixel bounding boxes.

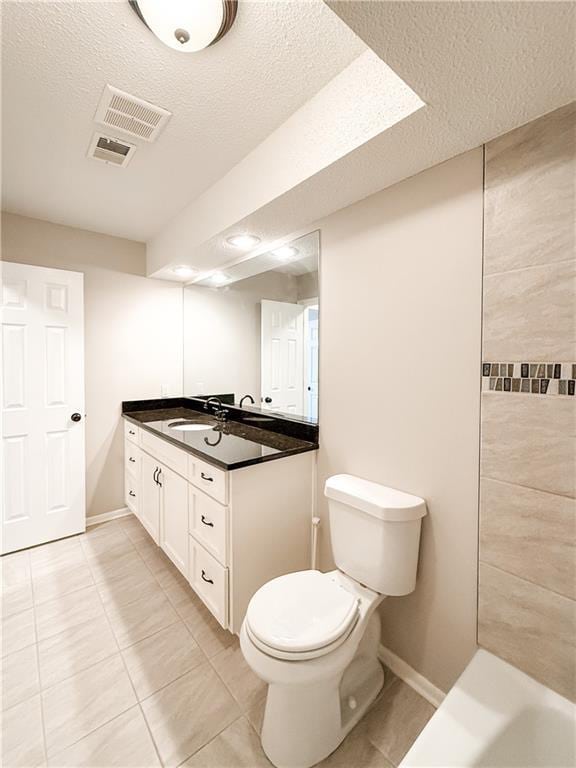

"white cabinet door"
[1,262,85,554]
[159,464,188,576]
[261,300,304,414]
[140,452,161,543]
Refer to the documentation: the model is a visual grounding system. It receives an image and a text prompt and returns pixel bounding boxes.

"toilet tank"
[324,475,427,596]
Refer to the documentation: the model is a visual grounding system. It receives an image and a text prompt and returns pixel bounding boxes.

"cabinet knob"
[201,570,214,585]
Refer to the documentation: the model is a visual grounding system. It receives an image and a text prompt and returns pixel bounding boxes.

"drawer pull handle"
[129,430,135,435]
[129,457,136,463]
[200,472,213,482]
[201,570,214,584]
[153,468,159,484]
[201,515,214,527]
[129,491,136,497]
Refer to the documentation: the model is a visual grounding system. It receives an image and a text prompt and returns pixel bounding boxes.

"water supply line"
[311,516,321,570]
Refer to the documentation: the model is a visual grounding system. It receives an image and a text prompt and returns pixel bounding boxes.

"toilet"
[240,474,427,768]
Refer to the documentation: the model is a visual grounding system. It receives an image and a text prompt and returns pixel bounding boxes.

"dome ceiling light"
[129,0,238,53]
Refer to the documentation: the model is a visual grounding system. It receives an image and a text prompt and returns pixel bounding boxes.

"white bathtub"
[400,649,576,768]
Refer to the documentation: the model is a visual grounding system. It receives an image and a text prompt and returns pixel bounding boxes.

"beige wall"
[1,212,183,519]
[183,270,298,402]
[478,103,576,701]
[296,270,319,302]
[315,149,484,693]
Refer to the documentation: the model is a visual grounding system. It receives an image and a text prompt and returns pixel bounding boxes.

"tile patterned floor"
[1,517,435,767]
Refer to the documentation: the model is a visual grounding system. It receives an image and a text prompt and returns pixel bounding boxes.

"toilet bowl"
[240,475,427,768]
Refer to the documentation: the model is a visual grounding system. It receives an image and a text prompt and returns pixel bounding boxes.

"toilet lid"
[246,570,359,653]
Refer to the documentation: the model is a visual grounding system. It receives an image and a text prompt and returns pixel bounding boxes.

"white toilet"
[240,474,427,768]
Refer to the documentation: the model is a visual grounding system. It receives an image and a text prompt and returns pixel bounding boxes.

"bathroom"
[1,2,574,767]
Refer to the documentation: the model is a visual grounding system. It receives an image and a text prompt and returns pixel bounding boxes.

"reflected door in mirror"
[261,300,304,414]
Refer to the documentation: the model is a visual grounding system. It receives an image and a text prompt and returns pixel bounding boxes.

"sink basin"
[168,421,215,432]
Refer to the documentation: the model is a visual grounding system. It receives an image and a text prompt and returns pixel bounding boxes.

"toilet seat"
[245,570,360,661]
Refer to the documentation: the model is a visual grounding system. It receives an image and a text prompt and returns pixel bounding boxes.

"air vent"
[94,85,171,143]
[87,133,137,168]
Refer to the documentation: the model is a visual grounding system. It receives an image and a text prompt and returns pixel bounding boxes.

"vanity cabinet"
[123,418,315,635]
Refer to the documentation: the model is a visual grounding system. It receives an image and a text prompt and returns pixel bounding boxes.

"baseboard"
[86,507,132,527]
[378,645,445,708]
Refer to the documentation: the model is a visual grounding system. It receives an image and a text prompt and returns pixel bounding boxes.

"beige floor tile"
[1,694,46,768]
[119,515,152,544]
[2,580,34,617]
[80,521,125,542]
[85,547,143,585]
[105,587,179,649]
[38,615,118,689]
[174,589,236,658]
[210,639,267,714]
[47,705,160,768]
[141,662,240,768]
[30,538,85,577]
[32,561,94,606]
[479,562,576,701]
[42,653,137,756]
[183,716,271,767]
[1,550,31,589]
[95,560,159,609]
[318,722,394,768]
[2,608,36,657]
[80,529,134,559]
[35,585,105,642]
[2,643,40,710]
[122,620,205,700]
[365,679,434,765]
[141,546,180,580]
[245,694,266,735]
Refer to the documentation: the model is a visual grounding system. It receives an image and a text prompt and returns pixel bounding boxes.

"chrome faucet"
[239,394,255,407]
[204,396,228,422]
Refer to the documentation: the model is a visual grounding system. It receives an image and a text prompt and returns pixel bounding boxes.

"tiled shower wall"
[478,102,576,701]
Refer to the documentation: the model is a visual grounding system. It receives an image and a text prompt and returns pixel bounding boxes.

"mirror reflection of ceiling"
[191,232,320,288]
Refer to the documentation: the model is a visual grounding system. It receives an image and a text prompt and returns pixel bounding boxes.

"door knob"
[71,413,82,422]
[263,397,272,403]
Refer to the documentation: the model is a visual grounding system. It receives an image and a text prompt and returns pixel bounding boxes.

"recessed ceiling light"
[129,0,237,53]
[272,245,299,260]
[211,272,229,285]
[172,265,197,277]
[226,234,261,250]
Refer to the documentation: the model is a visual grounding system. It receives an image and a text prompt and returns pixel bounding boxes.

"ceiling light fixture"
[129,0,238,53]
[172,265,197,277]
[211,272,229,285]
[226,234,261,249]
[272,245,299,260]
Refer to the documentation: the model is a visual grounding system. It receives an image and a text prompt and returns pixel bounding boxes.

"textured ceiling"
[1,0,364,241]
[148,0,575,278]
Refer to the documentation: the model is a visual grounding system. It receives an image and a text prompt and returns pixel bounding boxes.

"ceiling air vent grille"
[87,133,137,168]
[94,85,171,143]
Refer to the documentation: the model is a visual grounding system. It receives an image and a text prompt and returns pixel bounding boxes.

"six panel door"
[1,262,85,554]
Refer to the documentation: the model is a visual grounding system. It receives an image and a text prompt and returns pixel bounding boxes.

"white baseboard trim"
[86,507,132,527]
[378,644,445,708]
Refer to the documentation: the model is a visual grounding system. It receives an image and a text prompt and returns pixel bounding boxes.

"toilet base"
[260,613,384,768]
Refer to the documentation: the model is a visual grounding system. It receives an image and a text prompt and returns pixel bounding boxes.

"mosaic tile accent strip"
[482,362,576,396]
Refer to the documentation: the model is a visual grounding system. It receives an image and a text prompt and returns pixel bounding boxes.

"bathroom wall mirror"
[183,231,320,423]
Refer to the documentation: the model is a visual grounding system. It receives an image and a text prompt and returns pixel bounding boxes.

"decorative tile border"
[482,362,576,396]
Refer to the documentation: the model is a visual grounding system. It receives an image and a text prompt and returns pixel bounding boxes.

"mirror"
[183,231,319,423]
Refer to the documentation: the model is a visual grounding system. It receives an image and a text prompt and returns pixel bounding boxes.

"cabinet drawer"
[124,472,139,516]
[124,442,141,480]
[188,456,228,505]
[189,488,228,566]
[140,429,188,478]
[189,537,228,629]
[124,420,139,445]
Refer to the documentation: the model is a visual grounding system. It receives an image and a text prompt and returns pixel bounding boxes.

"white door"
[160,464,188,577]
[304,306,319,420]
[140,452,161,544]
[261,300,304,415]
[1,262,85,554]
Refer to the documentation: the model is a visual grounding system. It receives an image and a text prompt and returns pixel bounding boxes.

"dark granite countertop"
[123,406,318,470]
